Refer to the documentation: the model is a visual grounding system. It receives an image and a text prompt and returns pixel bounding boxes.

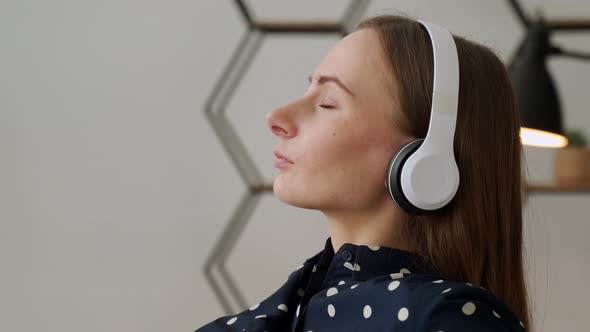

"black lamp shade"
[508,24,563,135]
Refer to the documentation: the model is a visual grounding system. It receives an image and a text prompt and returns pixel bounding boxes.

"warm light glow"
[519,127,568,148]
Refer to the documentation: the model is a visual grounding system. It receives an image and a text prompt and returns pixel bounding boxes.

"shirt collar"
[306,237,438,287]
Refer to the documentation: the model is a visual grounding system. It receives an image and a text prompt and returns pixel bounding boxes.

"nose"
[265,103,298,138]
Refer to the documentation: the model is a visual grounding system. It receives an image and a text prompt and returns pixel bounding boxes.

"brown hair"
[356,14,532,330]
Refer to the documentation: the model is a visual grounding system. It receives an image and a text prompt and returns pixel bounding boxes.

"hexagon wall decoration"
[203,0,371,314]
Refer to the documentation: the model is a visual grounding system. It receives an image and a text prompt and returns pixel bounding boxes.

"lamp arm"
[550,46,590,61]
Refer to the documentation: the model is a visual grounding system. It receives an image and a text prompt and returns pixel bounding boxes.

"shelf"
[253,183,273,192]
[254,182,590,194]
[526,182,590,194]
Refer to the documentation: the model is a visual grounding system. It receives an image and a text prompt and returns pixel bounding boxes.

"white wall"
[1,1,588,331]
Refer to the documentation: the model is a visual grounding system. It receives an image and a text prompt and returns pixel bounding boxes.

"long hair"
[356,15,532,331]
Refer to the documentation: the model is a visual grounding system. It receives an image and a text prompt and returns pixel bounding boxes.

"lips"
[273,150,293,164]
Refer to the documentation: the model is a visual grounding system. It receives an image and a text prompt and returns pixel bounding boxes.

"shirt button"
[341,249,352,261]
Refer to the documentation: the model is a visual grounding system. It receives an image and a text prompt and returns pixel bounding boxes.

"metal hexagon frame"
[203,0,371,314]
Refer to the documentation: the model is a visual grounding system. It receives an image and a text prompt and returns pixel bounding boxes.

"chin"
[272,176,317,209]
[272,176,297,204]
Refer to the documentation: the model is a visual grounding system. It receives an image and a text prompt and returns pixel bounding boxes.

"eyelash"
[318,104,335,110]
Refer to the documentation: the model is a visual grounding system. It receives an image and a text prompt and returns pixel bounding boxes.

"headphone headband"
[417,20,460,153]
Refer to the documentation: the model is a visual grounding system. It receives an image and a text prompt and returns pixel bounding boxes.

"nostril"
[272,125,287,136]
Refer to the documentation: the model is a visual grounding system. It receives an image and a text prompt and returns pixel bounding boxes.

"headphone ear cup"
[386,139,431,215]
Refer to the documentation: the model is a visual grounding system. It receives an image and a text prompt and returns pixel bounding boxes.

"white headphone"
[385,20,460,215]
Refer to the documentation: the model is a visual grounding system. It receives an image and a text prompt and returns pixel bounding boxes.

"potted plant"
[553,128,590,185]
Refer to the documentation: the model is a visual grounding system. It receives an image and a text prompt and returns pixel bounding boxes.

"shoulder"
[411,276,526,332]
[362,274,526,332]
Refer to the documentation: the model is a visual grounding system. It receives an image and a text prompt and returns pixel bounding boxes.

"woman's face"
[266,28,412,212]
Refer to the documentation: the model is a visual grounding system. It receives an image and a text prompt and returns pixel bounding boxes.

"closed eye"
[319,104,335,109]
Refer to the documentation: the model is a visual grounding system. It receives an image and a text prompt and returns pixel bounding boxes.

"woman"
[196,14,531,332]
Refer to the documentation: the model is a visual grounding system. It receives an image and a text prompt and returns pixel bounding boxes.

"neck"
[322,194,411,254]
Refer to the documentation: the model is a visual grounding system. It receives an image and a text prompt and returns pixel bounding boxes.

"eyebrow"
[308,74,355,97]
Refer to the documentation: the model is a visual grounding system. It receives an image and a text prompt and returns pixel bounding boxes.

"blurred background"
[1,0,589,331]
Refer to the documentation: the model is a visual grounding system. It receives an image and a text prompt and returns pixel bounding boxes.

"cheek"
[347,113,395,152]
[307,130,349,165]
[314,124,391,171]
[346,121,399,176]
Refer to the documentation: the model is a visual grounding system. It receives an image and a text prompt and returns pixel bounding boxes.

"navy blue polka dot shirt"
[195,237,526,331]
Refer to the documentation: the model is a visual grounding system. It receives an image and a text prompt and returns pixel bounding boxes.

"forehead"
[312,29,391,100]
